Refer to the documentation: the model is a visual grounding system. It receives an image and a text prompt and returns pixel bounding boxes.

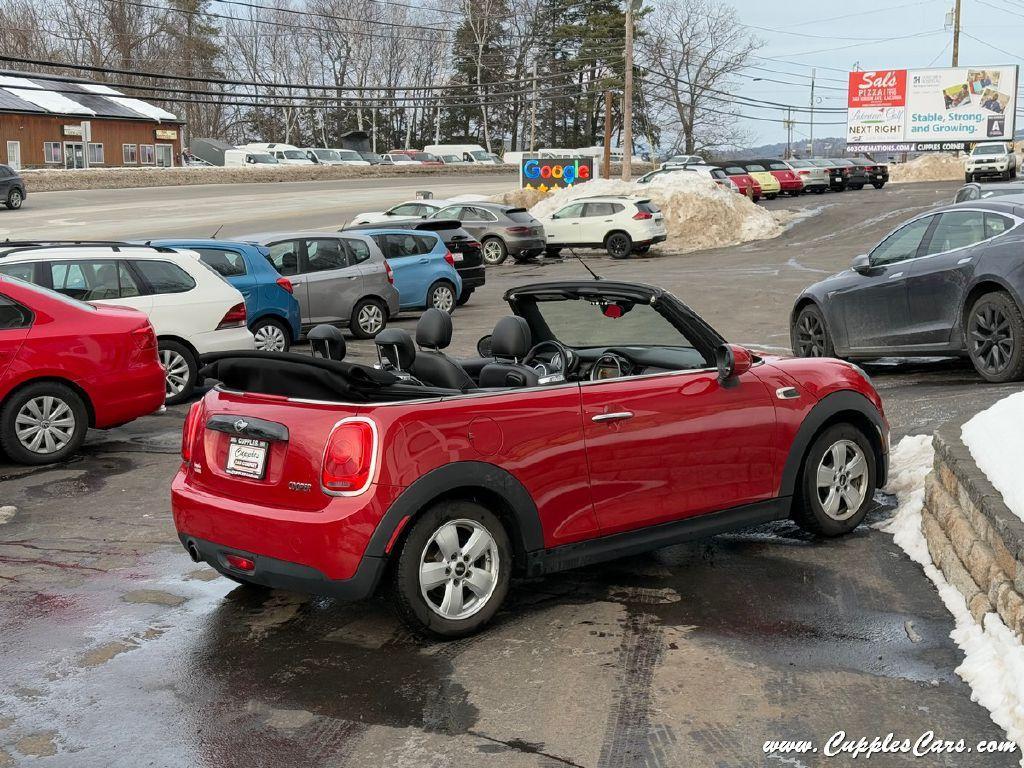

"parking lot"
[1,178,1021,767]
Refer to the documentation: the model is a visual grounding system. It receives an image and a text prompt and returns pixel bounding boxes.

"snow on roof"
[0,72,178,122]
[107,96,177,122]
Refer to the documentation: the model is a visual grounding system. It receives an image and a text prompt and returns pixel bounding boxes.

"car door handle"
[418,257,429,264]
[592,411,634,423]
[291,280,302,286]
[888,272,904,279]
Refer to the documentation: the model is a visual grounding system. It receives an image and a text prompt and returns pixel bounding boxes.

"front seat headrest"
[307,324,346,361]
[374,328,416,370]
[491,316,532,360]
[416,308,453,350]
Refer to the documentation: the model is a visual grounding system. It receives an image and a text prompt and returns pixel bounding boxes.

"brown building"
[0,71,184,170]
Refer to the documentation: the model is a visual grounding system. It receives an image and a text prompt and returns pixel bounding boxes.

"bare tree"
[641,0,759,154]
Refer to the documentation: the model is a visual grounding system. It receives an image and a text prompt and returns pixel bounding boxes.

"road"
[0,174,516,240]
[0,179,1020,768]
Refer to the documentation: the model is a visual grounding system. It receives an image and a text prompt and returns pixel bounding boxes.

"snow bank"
[889,154,965,184]
[879,436,1024,764]
[493,174,786,253]
[962,391,1024,525]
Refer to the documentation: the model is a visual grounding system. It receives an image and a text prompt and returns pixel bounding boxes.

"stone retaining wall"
[921,423,1024,636]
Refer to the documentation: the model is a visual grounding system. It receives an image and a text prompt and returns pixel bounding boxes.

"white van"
[223,150,279,167]
[424,144,499,164]
[239,143,314,165]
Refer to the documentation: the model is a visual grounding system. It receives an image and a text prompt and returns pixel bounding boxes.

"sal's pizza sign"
[848,70,907,108]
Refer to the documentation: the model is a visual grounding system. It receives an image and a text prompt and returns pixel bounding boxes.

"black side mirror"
[477,334,493,358]
[851,254,872,274]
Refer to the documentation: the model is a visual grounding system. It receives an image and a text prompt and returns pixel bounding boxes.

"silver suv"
[236,231,400,339]
[430,202,546,265]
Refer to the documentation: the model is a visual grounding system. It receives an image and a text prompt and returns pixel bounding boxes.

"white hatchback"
[352,199,454,225]
[539,196,668,259]
[0,245,254,404]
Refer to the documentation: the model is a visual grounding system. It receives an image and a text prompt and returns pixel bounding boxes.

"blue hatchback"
[150,239,302,351]
[362,229,463,313]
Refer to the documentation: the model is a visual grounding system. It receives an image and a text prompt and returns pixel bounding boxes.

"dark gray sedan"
[0,164,25,210]
[791,198,1024,382]
[429,202,546,265]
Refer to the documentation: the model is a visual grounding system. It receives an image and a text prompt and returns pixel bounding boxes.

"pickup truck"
[965,143,1018,182]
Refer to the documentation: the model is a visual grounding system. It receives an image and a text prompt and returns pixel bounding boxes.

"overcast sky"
[724,0,1024,146]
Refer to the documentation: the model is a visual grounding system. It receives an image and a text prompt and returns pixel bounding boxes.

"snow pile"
[962,391,1024,524]
[889,154,964,184]
[495,174,785,253]
[879,436,1024,763]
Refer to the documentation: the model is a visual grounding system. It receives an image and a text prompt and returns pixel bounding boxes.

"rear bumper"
[458,265,486,290]
[507,238,546,255]
[777,179,803,192]
[86,364,166,428]
[638,234,667,246]
[179,533,386,600]
[191,326,256,355]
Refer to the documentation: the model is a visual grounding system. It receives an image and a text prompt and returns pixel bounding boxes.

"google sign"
[520,157,594,190]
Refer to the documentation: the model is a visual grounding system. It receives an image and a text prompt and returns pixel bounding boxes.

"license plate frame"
[226,436,269,480]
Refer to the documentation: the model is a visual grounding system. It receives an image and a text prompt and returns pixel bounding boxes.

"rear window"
[0,262,36,282]
[195,248,247,277]
[507,210,536,223]
[724,166,746,174]
[373,233,438,259]
[635,201,661,213]
[766,161,788,170]
[343,238,371,264]
[131,260,196,294]
[745,164,766,172]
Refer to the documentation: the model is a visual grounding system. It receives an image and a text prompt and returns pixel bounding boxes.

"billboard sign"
[520,157,593,190]
[847,65,1018,147]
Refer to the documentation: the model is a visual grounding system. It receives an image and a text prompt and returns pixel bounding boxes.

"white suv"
[0,245,254,404]
[965,143,1018,182]
[538,196,668,259]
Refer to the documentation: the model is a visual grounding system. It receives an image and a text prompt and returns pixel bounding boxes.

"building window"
[140,144,155,165]
[88,143,104,165]
[122,144,138,164]
[43,142,62,164]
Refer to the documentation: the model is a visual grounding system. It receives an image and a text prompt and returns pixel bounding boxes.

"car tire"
[251,317,291,352]
[793,424,877,537]
[1004,169,1013,181]
[0,381,88,465]
[350,298,387,339]
[791,304,835,358]
[752,195,761,202]
[766,193,778,200]
[851,184,864,190]
[5,188,23,210]
[159,340,197,406]
[545,247,562,259]
[605,231,633,259]
[1012,167,1018,180]
[965,291,1024,382]
[427,280,457,314]
[391,500,512,639]
[481,237,508,266]
[965,172,973,183]
[872,182,885,189]
[456,287,474,307]
[814,188,825,194]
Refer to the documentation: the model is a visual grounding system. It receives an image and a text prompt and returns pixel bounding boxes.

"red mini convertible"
[173,281,888,637]
[0,275,165,464]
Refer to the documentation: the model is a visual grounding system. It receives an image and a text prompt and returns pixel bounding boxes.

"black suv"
[342,218,485,306]
[0,165,25,210]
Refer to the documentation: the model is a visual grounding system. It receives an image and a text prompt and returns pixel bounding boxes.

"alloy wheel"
[482,240,504,265]
[796,313,827,356]
[969,303,1014,375]
[15,396,76,455]
[419,519,500,620]
[607,234,630,258]
[815,440,868,521]
[8,190,22,209]
[253,323,287,351]
[358,303,384,335]
[160,349,191,397]
[431,285,455,313]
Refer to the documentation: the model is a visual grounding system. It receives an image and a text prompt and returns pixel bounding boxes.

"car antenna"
[568,248,602,280]
[210,224,224,239]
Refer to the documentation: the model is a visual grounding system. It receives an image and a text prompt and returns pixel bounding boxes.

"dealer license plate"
[452,252,464,262]
[226,436,268,480]
[875,174,884,179]
[833,175,842,182]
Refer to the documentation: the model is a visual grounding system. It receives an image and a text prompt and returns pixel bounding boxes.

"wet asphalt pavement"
[1,179,1021,767]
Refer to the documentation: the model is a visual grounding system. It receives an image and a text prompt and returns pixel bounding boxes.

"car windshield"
[314,149,341,161]
[530,296,691,349]
[337,150,362,161]
[282,150,306,159]
[250,154,277,164]
[443,155,461,162]
[973,145,1006,155]
[361,153,382,162]
[470,151,490,160]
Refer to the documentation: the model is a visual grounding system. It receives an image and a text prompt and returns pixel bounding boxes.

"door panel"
[303,238,361,325]
[266,241,308,322]
[0,294,31,383]
[581,369,777,535]
[379,233,431,309]
[546,203,585,244]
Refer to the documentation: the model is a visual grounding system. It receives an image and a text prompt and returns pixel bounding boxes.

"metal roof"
[0,70,179,123]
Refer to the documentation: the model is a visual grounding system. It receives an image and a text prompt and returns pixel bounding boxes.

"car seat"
[411,309,474,390]
[478,316,540,388]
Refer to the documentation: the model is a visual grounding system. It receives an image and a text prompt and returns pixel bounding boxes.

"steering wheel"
[523,340,574,382]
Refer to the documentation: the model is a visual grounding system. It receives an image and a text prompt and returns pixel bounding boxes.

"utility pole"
[530,62,538,152]
[622,0,639,181]
[952,0,962,66]
[434,98,441,145]
[785,107,793,159]
[809,68,816,157]
[603,90,613,179]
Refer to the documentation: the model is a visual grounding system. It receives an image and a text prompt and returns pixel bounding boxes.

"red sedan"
[760,159,805,196]
[0,275,165,464]
[173,281,888,637]
[718,164,763,202]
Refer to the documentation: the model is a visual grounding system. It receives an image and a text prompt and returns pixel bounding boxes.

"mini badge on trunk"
[288,481,312,493]
[233,419,249,433]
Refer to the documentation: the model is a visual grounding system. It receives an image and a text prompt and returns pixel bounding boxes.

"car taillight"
[443,250,455,267]
[633,211,653,220]
[384,260,394,285]
[321,419,376,494]
[216,302,247,329]
[130,324,158,364]
[467,241,481,250]
[181,401,202,462]
[506,226,531,234]
[225,554,255,572]
[276,277,294,294]
[798,170,810,175]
